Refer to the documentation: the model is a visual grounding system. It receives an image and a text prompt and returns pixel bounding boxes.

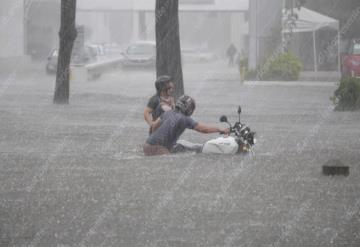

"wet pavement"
[0,61,359,246]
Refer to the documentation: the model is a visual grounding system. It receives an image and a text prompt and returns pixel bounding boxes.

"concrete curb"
[243,81,337,87]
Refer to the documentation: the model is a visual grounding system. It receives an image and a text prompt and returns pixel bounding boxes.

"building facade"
[0,0,249,63]
[77,0,249,57]
[0,0,25,58]
[248,0,283,70]
[25,0,60,60]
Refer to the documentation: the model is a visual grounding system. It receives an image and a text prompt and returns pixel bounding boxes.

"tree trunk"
[155,0,184,99]
[53,0,77,104]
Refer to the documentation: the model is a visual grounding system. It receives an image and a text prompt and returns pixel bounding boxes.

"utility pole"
[248,0,258,70]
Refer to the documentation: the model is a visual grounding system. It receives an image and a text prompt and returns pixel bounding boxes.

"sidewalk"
[0,56,44,79]
[243,80,336,87]
[199,61,341,83]
[299,71,341,82]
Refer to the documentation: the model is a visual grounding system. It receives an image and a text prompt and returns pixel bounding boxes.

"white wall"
[0,0,24,58]
[249,0,282,69]
[77,0,248,12]
[77,12,111,44]
[231,12,248,53]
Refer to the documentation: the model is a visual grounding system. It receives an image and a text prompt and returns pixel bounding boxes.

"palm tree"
[53,0,77,104]
[155,0,184,99]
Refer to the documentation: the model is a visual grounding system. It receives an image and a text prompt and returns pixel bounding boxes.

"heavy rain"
[0,0,360,246]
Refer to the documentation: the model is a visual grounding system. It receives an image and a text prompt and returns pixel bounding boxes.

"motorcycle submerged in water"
[175,106,256,154]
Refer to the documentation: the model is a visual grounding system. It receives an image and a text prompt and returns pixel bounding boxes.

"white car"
[121,41,156,67]
[181,47,216,63]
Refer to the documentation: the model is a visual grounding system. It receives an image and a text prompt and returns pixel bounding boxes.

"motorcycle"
[175,106,256,154]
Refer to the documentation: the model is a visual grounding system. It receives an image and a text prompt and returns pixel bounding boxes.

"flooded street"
[0,60,359,246]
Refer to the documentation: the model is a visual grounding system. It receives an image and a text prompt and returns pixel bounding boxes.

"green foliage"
[262,52,302,81]
[244,69,258,80]
[332,77,360,111]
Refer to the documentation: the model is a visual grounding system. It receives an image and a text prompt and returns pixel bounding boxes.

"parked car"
[87,44,105,56]
[45,46,98,74]
[120,41,156,67]
[103,43,123,55]
[341,38,360,78]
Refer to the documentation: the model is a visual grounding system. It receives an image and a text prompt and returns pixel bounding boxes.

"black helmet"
[155,75,172,93]
[175,95,196,116]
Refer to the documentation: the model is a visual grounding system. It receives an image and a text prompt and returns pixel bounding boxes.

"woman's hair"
[155,75,172,95]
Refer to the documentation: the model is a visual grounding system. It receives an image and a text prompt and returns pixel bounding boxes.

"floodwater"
[0,60,359,246]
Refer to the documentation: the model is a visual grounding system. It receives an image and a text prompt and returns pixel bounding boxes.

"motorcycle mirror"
[237,106,242,114]
[219,115,228,123]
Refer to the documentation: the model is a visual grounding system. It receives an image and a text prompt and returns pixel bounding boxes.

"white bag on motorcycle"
[202,136,238,154]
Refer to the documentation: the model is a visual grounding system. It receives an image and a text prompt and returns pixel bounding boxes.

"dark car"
[45,49,59,74]
[341,39,360,78]
[120,41,156,67]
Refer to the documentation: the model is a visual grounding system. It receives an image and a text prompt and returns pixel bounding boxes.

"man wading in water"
[143,95,229,156]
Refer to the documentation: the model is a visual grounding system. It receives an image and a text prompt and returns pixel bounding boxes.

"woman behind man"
[144,75,175,134]
[143,95,230,156]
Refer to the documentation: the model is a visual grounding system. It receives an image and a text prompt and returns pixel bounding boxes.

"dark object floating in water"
[322,159,349,176]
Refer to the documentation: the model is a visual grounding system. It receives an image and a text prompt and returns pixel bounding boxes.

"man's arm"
[194,123,229,134]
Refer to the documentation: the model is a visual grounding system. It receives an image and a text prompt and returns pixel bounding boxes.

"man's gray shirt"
[146,110,198,150]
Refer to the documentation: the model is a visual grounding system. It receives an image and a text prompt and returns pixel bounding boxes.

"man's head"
[155,75,174,96]
[175,95,196,116]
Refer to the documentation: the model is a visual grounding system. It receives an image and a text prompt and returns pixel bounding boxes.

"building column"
[248,0,258,70]
[249,0,282,70]
[132,11,140,41]
[139,11,147,40]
